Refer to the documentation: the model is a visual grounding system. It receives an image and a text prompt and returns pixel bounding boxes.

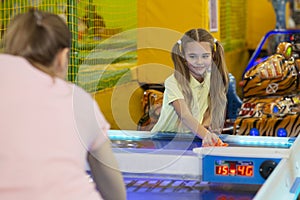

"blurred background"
[0,0,297,130]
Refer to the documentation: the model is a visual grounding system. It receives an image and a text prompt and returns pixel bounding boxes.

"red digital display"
[237,165,253,176]
[216,165,229,175]
[215,161,254,177]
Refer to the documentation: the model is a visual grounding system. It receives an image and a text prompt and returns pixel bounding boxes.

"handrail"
[244,29,300,76]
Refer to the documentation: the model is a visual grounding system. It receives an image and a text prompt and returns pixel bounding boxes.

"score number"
[216,165,229,175]
[215,161,254,177]
[237,165,253,176]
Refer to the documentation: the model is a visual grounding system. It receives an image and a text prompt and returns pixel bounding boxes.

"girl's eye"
[189,55,197,59]
[202,54,210,59]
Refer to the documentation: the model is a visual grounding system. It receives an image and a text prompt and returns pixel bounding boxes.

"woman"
[0,9,126,200]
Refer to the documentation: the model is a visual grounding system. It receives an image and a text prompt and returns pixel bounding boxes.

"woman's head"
[3,9,71,78]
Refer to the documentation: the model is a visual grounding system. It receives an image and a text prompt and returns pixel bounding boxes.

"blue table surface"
[109,132,295,150]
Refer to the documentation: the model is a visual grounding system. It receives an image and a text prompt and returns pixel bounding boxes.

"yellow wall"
[93,80,144,130]
[247,0,276,50]
[225,48,249,96]
[137,0,216,84]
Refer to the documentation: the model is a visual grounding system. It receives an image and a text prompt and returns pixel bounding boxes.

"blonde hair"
[3,8,71,76]
[171,28,229,131]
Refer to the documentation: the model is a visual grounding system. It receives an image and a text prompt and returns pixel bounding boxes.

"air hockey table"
[103,130,299,200]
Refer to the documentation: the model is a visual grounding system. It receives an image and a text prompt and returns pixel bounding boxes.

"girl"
[151,28,229,147]
[0,9,126,200]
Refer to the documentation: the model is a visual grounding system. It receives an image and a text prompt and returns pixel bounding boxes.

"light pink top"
[0,54,109,200]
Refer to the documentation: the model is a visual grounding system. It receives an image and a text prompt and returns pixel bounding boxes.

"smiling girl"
[151,28,229,147]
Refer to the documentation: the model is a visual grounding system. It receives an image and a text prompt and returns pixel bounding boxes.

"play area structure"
[1,0,299,136]
[1,0,292,131]
[0,0,251,130]
[1,0,300,199]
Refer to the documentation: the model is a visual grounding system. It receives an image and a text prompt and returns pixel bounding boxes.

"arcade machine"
[234,32,300,137]
[234,0,300,138]
[107,130,298,200]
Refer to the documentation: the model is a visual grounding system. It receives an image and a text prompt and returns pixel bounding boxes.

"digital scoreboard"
[215,160,254,177]
[194,147,288,185]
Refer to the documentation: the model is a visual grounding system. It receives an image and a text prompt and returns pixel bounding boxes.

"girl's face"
[184,41,212,79]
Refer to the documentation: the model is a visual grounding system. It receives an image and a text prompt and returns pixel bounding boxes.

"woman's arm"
[87,140,126,200]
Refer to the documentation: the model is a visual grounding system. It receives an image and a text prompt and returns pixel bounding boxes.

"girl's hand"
[202,132,228,147]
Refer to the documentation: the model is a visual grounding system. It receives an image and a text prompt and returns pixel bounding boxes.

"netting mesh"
[0,0,137,92]
[220,0,247,51]
[1,1,247,92]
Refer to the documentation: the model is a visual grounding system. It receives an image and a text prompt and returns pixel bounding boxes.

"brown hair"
[3,8,71,75]
[171,28,229,131]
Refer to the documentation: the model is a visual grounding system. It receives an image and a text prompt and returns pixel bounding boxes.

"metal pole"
[67,0,79,83]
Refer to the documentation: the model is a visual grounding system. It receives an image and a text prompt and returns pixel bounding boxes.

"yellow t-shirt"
[151,72,211,133]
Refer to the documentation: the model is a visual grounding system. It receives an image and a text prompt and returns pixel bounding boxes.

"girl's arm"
[172,99,219,146]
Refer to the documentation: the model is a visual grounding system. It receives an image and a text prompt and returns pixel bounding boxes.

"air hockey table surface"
[106,130,298,200]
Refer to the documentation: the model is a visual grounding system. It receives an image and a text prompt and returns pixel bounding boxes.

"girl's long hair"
[171,28,229,132]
